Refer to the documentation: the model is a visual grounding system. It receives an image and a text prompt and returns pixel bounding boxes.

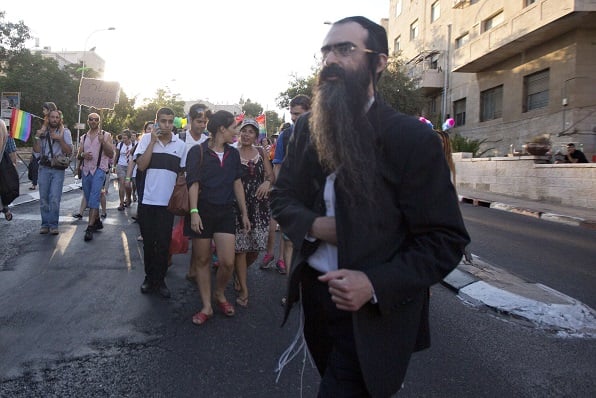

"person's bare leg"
[212,233,236,304]
[283,240,293,274]
[88,208,99,228]
[266,218,276,255]
[194,238,214,316]
[100,192,107,216]
[118,177,125,207]
[234,252,248,306]
[187,241,197,279]
[78,196,87,215]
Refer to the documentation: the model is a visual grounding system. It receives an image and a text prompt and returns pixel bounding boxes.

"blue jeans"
[82,168,106,209]
[38,165,66,228]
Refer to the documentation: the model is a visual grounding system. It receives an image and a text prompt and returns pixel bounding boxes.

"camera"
[39,155,51,167]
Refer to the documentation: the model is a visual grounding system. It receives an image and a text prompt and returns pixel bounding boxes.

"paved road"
[1,181,595,397]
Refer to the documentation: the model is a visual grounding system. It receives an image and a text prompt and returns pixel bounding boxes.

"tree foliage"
[101,91,136,135]
[264,110,281,136]
[450,133,494,158]
[0,51,80,141]
[276,57,424,117]
[0,11,31,68]
[127,89,186,132]
[276,72,317,109]
[377,56,425,116]
[241,99,262,118]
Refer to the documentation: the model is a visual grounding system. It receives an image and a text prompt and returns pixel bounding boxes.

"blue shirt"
[4,136,16,154]
[273,126,293,165]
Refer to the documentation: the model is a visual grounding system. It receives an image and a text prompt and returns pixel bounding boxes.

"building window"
[431,1,441,23]
[395,0,402,17]
[480,85,503,121]
[428,96,439,115]
[394,36,401,54]
[429,54,439,70]
[482,11,504,33]
[524,69,549,112]
[455,33,469,49]
[454,98,466,126]
[525,0,537,6]
[410,20,419,41]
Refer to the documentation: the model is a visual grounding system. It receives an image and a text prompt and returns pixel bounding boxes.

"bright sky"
[3,1,388,116]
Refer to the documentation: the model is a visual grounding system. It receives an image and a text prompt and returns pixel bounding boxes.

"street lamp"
[76,27,115,154]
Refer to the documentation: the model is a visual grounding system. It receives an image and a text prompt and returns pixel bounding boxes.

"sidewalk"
[457,188,596,230]
[448,189,596,338]
[9,169,108,208]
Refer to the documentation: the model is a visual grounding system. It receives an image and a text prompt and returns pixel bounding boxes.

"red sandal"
[192,311,212,325]
[217,300,235,317]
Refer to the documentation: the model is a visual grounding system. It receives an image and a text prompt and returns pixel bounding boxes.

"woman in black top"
[186,111,250,325]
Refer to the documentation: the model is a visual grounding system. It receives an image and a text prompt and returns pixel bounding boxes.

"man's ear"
[376,53,388,75]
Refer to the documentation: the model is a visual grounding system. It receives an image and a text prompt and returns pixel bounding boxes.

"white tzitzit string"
[274,290,315,396]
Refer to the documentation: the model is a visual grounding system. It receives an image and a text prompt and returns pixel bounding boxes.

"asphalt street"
[1,165,595,396]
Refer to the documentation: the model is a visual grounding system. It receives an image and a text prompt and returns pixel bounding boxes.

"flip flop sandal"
[236,296,248,308]
[217,300,235,317]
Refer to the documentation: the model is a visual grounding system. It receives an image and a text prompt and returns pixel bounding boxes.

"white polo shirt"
[135,133,187,206]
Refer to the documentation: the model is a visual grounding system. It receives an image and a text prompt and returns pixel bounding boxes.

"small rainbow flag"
[9,108,32,142]
[255,113,267,140]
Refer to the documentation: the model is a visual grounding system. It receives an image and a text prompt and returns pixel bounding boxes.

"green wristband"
[190,208,199,214]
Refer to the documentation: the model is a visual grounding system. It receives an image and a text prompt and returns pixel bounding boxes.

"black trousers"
[301,266,372,398]
[138,204,174,284]
[28,156,39,186]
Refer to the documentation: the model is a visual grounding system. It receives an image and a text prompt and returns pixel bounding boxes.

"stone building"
[386,0,596,160]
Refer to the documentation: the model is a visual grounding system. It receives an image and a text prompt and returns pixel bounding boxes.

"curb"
[443,256,596,337]
[458,195,592,229]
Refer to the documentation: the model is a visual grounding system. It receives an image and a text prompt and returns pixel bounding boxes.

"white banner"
[78,78,120,110]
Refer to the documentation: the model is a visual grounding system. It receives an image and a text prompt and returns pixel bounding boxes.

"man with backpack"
[76,113,114,241]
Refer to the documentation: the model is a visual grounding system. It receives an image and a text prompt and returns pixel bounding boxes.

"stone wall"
[454,153,596,209]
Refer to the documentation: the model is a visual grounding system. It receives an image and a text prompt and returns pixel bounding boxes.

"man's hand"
[310,216,337,245]
[318,269,374,311]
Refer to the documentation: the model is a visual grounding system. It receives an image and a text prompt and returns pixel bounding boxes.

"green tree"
[0,11,31,69]
[130,88,185,131]
[377,56,425,116]
[277,56,424,117]
[0,51,80,142]
[276,72,316,109]
[101,91,136,134]
[264,110,281,135]
[241,99,263,117]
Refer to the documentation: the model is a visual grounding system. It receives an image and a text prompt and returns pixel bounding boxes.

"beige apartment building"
[386,0,596,160]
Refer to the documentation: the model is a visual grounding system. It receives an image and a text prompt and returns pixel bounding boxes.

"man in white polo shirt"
[135,107,187,298]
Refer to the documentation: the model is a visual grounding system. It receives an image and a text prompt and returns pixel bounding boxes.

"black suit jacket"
[270,100,470,398]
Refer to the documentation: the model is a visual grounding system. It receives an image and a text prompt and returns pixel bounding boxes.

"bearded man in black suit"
[270,16,470,398]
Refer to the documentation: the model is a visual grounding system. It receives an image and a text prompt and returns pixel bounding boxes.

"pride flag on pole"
[255,113,267,141]
[9,108,32,142]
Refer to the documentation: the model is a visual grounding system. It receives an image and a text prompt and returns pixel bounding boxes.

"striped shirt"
[135,133,187,206]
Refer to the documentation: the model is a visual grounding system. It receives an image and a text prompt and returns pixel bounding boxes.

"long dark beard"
[309,64,377,207]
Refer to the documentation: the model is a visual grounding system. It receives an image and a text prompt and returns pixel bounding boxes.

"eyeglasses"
[320,42,378,58]
[88,118,99,122]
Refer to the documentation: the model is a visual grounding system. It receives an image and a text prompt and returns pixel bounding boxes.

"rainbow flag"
[255,113,267,140]
[9,108,32,142]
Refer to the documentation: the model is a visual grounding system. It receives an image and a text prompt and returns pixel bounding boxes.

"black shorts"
[184,201,235,239]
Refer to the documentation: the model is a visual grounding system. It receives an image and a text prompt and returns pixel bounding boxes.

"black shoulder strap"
[46,132,55,157]
[81,132,103,168]
[97,131,104,168]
